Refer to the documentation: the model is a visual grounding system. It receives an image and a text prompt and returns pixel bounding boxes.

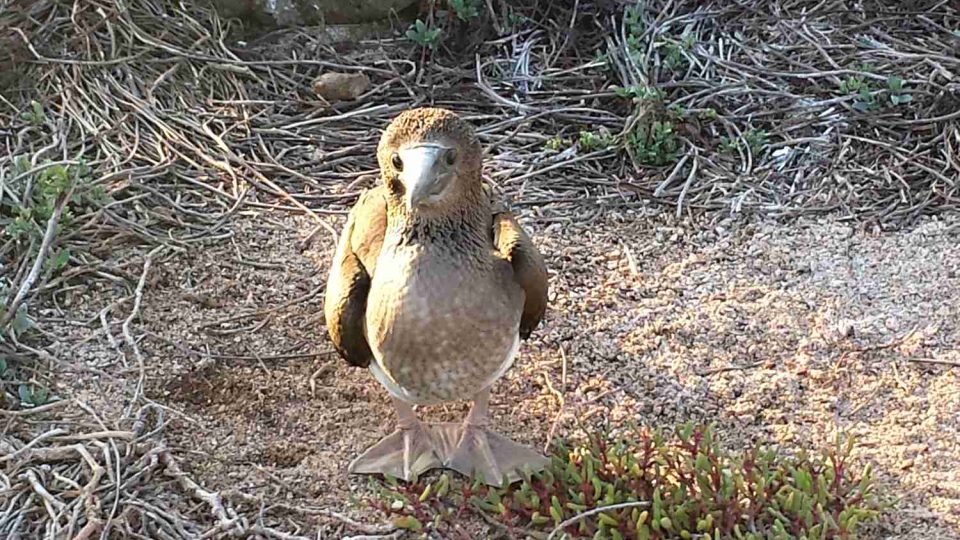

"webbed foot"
[348,425,443,481]
[447,425,548,486]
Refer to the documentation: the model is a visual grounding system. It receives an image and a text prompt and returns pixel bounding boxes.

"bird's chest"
[365,244,522,402]
[367,245,519,344]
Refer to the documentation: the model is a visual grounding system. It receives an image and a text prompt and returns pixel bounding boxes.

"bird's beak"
[398,144,452,211]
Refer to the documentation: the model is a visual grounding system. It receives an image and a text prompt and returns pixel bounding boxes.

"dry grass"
[1,0,958,538]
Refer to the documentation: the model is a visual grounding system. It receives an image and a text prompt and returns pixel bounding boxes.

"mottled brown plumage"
[493,208,549,340]
[322,107,549,483]
[322,187,386,368]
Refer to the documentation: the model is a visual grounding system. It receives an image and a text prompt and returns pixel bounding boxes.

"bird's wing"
[323,186,388,367]
[489,190,549,339]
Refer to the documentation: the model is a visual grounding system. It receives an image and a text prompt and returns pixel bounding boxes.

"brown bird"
[323,107,549,485]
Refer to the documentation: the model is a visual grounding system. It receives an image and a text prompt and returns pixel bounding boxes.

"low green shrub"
[372,424,883,539]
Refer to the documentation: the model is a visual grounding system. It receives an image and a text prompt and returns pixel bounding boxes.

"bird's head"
[377,107,482,217]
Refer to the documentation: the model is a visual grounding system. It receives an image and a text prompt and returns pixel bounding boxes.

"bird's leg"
[446,389,549,486]
[348,397,443,481]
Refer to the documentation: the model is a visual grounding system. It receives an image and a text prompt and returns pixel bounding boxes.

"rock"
[312,72,370,102]
[210,0,418,27]
[835,319,855,339]
[884,316,900,331]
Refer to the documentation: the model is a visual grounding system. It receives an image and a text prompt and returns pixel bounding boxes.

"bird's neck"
[386,196,489,252]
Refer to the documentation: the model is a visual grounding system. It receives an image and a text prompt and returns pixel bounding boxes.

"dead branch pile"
[0,0,957,537]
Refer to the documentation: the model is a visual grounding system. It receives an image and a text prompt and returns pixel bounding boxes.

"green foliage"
[544,131,618,153]
[18,383,49,406]
[698,108,719,121]
[839,74,912,111]
[505,9,525,30]
[578,131,618,152]
[8,304,33,337]
[405,19,442,50]
[614,85,666,104]
[47,248,71,273]
[1,156,108,345]
[720,129,768,155]
[1,159,106,245]
[403,0,485,50]
[744,129,768,152]
[370,425,883,539]
[544,136,566,152]
[661,34,696,72]
[624,4,645,57]
[839,76,879,112]
[624,4,695,77]
[886,75,912,106]
[719,136,739,155]
[667,103,687,119]
[838,76,870,94]
[593,50,610,66]
[623,3,667,70]
[20,100,47,126]
[612,79,679,167]
[448,0,480,21]
[369,472,478,537]
[628,120,679,166]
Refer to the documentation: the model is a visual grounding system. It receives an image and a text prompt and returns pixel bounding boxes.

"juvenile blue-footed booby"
[323,107,549,485]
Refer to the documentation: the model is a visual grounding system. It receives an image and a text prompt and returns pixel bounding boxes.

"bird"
[323,107,549,485]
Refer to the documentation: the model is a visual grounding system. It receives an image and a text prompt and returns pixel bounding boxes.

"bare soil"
[43,208,960,538]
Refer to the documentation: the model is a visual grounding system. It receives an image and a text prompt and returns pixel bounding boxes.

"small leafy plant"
[448,0,480,21]
[886,75,912,106]
[578,131,618,152]
[544,136,566,152]
[839,76,878,112]
[698,108,719,121]
[628,120,679,166]
[612,83,681,166]
[743,129,768,152]
[20,100,47,126]
[624,4,646,59]
[371,425,883,539]
[614,85,667,104]
[406,19,442,50]
[838,74,911,111]
[2,159,107,243]
[661,34,696,72]
[719,135,739,155]
[719,129,767,155]
[505,9,525,31]
[1,155,109,346]
[18,383,49,407]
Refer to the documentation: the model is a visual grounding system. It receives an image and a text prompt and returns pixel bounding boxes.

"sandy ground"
[46,207,960,539]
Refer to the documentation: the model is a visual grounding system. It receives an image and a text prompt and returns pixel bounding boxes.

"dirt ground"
[44,205,959,539]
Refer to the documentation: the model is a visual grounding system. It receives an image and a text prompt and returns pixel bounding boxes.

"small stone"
[312,72,370,102]
[836,320,855,338]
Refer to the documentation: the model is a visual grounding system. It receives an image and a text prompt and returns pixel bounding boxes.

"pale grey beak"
[398,144,453,211]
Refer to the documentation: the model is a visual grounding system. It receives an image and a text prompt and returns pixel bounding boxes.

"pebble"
[312,72,370,102]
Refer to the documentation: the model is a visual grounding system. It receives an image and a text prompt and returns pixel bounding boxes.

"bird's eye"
[445,148,458,166]
[391,153,403,171]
